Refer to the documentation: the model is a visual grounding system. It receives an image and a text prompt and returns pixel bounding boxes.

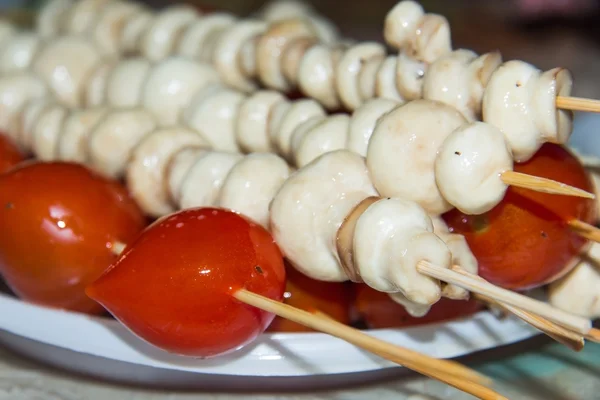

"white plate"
[0,290,539,389]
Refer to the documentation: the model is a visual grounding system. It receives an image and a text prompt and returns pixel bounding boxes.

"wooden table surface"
[1,337,599,399]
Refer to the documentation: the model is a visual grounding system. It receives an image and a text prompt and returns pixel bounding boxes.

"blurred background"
[2,0,600,98]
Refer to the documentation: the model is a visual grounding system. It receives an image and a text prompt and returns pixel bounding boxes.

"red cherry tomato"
[0,162,146,314]
[86,207,286,358]
[0,134,25,174]
[354,284,482,329]
[443,143,597,290]
[267,265,352,332]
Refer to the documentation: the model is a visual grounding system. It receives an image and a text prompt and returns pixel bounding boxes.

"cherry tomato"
[0,134,25,174]
[443,143,597,290]
[0,162,146,314]
[354,284,482,329]
[267,265,352,332]
[86,207,286,358]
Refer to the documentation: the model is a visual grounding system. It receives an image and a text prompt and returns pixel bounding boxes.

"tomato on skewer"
[0,161,146,314]
[86,207,286,358]
[268,265,352,332]
[444,143,597,290]
[0,134,25,174]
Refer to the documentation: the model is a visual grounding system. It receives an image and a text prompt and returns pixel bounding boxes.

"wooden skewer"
[416,261,592,334]
[585,328,600,343]
[449,266,585,351]
[477,293,584,351]
[500,171,595,199]
[557,96,600,113]
[233,289,492,387]
[311,312,506,400]
[568,220,600,243]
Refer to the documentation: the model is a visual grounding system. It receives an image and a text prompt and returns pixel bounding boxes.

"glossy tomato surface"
[268,265,352,332]
[0,162,146,314]
[86,208,286,358]
[0,134,25,174]
[444,143,597,290]
[354,284,482,329]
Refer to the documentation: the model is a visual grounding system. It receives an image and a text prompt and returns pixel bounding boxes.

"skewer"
[417,261,592,334]
[234,289,493,389]
[477,293,584,352]
[449,266,585,351]
[568,220,600,243]
[500,171,594,200]
[585,328,600,343]
[312,312,505,400]
[556,96,600,113]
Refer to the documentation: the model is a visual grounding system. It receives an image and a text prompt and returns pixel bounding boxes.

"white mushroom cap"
[256,18,316,92]
[177,151,243,209]
[0,72,48,141]
[0,32,41,74]
[126,126,210,217]
[384,0,424,50]
[423,49,502,121]
[62,0,112,35]
[17,97,54,151]
[297,44,340,110]
[273,98,326,159]
[259,0,315,22]
[219,153,291,228]
[31,35,102,107]
[435,122,513,215]
[236,90,286,153]
[87,107,157,178]
[213,19,266,93]
[105,57,151,107]
[37,0,74,38]
[395,52,427,100]
[375,56,405,103]
[548,243,600,319]
[85,57,117,107]
[289,115,325,158]
[482,60,574,162]
[30,102,68,161]
[270,150,378,281]
[354,198,450,311]
[336,43,386,110]
[92,0,141,55]
[138,5,199,61]
[57,107,108,163]
[176,12,236,59]
[346,98,398,157]
[183,84,245,152]
[293,114,350,167]
[141,56,219,127]
[120,8,154,54]
[166,147,209,206]
[368,99,466,214]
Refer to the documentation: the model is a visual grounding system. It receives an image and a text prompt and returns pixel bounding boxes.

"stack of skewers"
[2,0,600,398]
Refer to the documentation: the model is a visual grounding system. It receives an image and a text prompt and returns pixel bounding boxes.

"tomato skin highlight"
[0,161,146,314]
[354,284,482,329]
[86,207,286,358]
[443,143,597,290]
[0,134,25,174]
[267,265,352,332]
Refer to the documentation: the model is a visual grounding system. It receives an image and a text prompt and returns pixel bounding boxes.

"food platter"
[1,0,600,394]
[2,111,598,389]
[0,289,538,389]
